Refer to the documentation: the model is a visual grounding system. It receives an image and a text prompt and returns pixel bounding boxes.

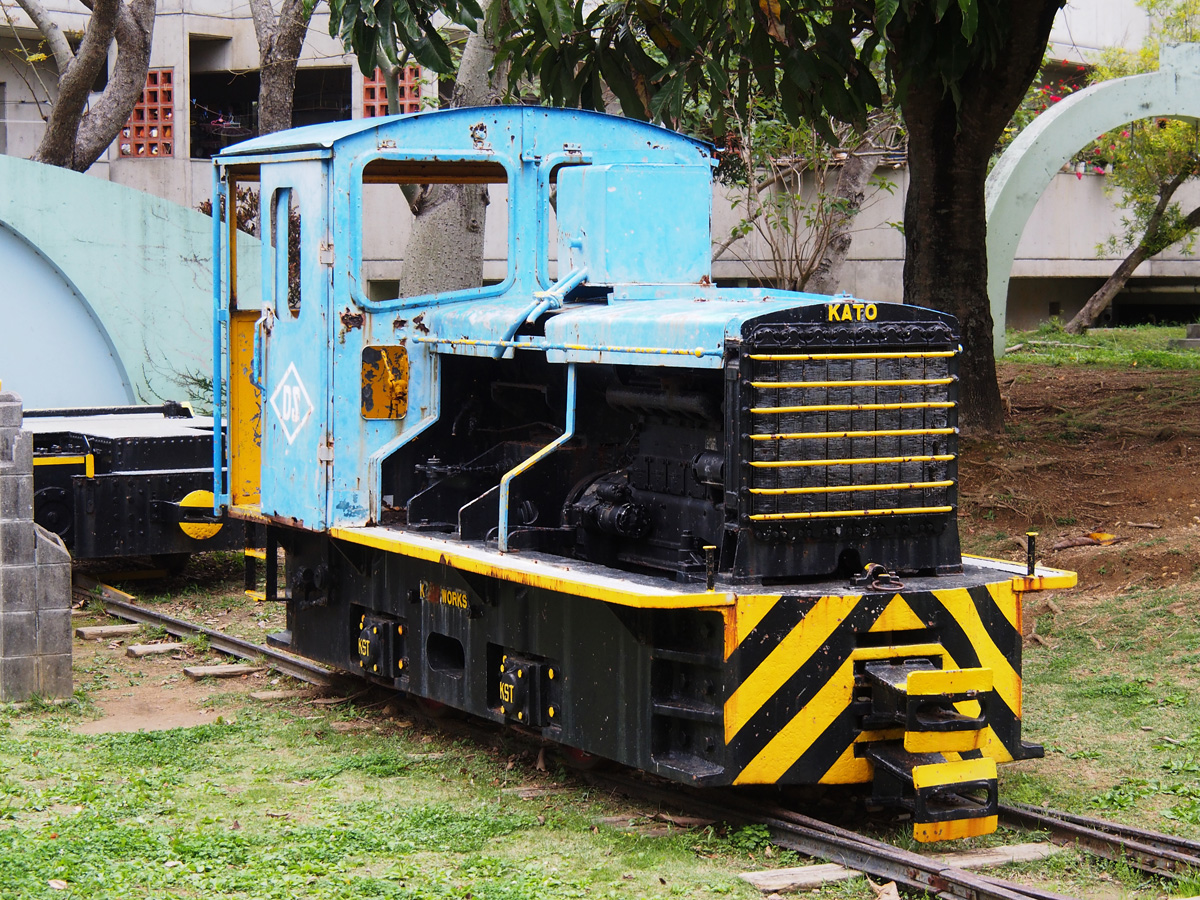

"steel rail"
[584,774,1077,900]
[1000,802,1200,880]
[75,575,336,687]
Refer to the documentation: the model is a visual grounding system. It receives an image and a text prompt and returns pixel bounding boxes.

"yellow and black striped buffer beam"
[723,582,1025,786]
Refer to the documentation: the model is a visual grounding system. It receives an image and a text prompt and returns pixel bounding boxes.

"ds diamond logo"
[270,362,314,445]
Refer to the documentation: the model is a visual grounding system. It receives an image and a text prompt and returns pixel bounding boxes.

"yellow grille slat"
[750,480,954,497]
[748,351,958,361]
[750,378,954,389]
[749,506,954,521]
[750,454,955,468]
[751,428,956,442]
[751,401,955,415]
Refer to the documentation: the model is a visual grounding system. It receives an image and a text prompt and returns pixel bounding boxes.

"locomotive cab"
[212,107,1074,841]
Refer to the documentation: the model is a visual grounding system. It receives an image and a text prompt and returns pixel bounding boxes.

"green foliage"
[727,823,773,853]
[326,0,484,77]
[715,95,902,290]
[1084,0,1200,259]
[495,0,885,138]
[994,56,1087,159]
[498,0,1038,140]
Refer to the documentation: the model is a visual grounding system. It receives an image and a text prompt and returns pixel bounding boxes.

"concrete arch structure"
[0,155,260,408]
[0,222,131,407]
[985,43,1200,355]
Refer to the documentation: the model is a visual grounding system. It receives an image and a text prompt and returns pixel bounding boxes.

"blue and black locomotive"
[211,107,1073,841]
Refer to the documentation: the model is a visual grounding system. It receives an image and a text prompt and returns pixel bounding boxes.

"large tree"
[17,0,156,171]
[327,0,501,295]
[496,0,1065,433]
[249,0,320,135]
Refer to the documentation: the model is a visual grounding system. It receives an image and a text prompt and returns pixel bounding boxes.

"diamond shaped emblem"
[269,361,314,445]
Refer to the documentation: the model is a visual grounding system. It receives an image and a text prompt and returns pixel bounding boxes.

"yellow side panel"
[229,310,262,507]
[361,346,410,419]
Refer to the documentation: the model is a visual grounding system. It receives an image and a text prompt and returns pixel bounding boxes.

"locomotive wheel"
[151,553,192,577]
[413,697,455,719]
[560,746,604,771]
[33,486,72,544]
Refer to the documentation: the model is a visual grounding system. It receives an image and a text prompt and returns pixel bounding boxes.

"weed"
[727,824,772,854]
[184,633,210,654]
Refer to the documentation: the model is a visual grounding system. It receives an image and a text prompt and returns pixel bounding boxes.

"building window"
[120,69,173,158]
[362,67,422,117]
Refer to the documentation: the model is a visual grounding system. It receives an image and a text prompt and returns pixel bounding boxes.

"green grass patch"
[1005,321,1200,369]
[0,702,764,900]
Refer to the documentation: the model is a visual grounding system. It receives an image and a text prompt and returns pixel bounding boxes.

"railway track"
[1000,802,1200,880]
[74,574,338,687]
[81,578,1200,899]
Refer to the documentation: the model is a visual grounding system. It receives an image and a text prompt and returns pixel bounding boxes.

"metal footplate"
[862,659,993,753]
[861,659,998,841]
[866,742,999,842]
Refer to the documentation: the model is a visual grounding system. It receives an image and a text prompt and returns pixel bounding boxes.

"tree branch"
[74,0,156,169]
[29,0,120,169]
[13,0,72,73]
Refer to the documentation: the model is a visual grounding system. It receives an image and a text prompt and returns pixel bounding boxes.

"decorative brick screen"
[120,68,174,157]
[362,66,422,117]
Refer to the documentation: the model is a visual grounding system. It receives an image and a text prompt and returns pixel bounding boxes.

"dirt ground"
[961,363,1200,598]
[69,637,291,734]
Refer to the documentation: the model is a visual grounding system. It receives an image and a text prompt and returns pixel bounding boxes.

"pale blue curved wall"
[0,223,130,406]
[0,155,260,407]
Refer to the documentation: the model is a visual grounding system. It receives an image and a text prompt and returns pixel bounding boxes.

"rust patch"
[412,313,430,335]
[340,309,365,330]
[393,317,407,330]
[470,122,488,149]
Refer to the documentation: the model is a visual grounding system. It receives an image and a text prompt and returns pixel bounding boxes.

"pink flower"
[1050,95,1062,102]
[1094,166,1105,175]
[1122,130,1130,138]
[1075,170,1084,180]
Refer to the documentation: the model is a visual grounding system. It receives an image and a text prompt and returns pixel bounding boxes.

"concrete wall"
[0,154,260,408]
[0,392,72,703]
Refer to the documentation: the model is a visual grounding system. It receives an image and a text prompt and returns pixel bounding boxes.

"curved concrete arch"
[0,222,132,406]
[985,43,1200,355]
[0,155,262,407]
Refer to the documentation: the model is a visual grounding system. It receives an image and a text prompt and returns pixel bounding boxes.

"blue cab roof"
[216,106,714,159]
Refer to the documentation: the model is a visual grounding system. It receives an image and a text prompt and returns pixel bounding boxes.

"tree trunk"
[1064,246,1150,333]
[250,0,315,136]
[74,0,157,169]
[25,0,120,169]
[1064,193,1200,334]
[892,0,1061,435]
[398,0,508,298]
[805,148,885,295]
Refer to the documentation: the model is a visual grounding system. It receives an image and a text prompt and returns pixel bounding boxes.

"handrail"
[497,363,577,552]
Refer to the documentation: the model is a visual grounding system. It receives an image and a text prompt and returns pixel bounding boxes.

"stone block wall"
[0,391,72,702]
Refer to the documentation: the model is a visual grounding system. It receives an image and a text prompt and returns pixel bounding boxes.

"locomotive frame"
[211,107,1074,841]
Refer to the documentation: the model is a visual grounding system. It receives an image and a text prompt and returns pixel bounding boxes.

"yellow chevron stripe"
[934,588,1022,718]
[734,642,946,784]
[732,594,785,653]
[986,581,1021,632]
[724,595,860,744]
[734,656,856,784]
[730,589,1023,786]
[868,595,927,633]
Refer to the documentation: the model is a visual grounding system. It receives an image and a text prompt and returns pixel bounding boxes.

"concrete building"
[1,0,1196,334]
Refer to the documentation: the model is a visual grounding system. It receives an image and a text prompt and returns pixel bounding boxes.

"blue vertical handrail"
[211,164,227,510]
[497,363,577,553]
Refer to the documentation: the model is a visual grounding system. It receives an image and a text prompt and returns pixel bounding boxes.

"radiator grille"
[746,350,957,525]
